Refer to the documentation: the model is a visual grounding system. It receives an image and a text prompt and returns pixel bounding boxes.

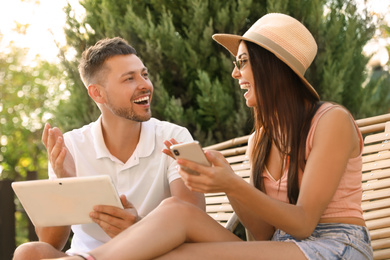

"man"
[13,37,204,260]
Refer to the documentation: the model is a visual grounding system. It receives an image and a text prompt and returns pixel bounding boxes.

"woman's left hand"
[176,150,241,193]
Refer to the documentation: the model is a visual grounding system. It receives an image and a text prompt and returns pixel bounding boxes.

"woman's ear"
[88,84,105,104]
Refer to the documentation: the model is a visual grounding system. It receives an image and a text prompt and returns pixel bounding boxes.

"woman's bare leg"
[156,241,306,260]
[88,197,241,260]
[45,197,306,260]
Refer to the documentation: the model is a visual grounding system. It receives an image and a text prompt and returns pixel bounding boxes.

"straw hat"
[212,13,319,99]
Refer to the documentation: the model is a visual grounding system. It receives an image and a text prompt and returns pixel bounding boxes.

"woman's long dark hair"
[246,41,320,204]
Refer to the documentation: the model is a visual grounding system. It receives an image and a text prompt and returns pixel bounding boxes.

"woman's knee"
[13,241,63,260]
[161,196,185,207]
[159,197,201,218]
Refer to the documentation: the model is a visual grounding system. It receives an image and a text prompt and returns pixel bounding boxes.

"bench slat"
[363,207,390,221]
[364,132,390,144]
[362,188,390,201]
[363,151,390,164]
[362,159,390,172]
[362,168,390,181]
[370,227,390,240]
[366,216,390,230]
[373,248,390,260]
[362,178,390,191]
[362,197,390,211]
[363,142,390,154]
[206,204,233,212]
[208,212,234,222]
[372,237,390,250]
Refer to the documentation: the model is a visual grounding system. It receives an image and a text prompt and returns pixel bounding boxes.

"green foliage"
[59,0,376,144]
[313,1,376,116]
[360,68,390,117]
[359,23,390,117]
[0,43,66,180]
[55,5,101,131]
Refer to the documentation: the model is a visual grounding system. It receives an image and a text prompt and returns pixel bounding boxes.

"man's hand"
[90,195,139,238]
[162,138,180,159]
[42,123,76,178]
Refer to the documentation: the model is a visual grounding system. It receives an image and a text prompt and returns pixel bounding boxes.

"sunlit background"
[0,0,84,64]
[0,0,389,66]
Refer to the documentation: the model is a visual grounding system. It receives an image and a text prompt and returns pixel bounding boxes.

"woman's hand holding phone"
[166,141,240,193]
[169,141,211,176]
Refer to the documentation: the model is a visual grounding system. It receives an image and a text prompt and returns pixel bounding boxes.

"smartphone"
[170,141,211,175]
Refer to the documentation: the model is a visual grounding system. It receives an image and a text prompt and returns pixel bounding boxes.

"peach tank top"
[263,102,364,219]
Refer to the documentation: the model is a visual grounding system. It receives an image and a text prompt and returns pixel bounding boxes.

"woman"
[49,13,373,260]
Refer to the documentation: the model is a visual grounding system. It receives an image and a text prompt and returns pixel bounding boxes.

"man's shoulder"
[146,118,192,141]
[147,118,187,131]
[63,120,97,139]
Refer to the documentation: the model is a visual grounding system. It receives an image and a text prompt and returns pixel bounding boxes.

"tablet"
[12,175,123,227]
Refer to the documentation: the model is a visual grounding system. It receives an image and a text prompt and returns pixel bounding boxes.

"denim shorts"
[271,223,373,260]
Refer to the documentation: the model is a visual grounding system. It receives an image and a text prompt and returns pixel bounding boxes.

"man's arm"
[38,124,75,250]
[169,178,205,210]
[36,226,71,251]
[163,138,206,210]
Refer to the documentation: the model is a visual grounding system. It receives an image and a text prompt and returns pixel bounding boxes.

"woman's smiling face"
[232,41,257,108]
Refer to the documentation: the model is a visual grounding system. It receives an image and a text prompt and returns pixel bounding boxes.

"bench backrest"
[204,113,390,260]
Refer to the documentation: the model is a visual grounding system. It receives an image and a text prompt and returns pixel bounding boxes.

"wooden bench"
[204,113,390,260]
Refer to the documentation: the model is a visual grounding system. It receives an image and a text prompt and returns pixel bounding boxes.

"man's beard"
[112,106,152,122]
[106,95,152,122]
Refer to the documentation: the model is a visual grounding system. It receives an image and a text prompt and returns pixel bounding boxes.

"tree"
[59,0,375,145]
[359,20,390,117]
[0,37,70,246]
[0,40,66,180]
[360,66,390,117]
[313,1,375,116]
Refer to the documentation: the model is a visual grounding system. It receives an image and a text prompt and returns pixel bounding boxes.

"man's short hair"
[78,37,137,87]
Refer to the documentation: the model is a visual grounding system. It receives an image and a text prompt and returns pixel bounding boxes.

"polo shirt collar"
[91,116,155,160]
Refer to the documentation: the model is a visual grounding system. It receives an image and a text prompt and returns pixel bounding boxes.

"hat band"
[244,31,306,76]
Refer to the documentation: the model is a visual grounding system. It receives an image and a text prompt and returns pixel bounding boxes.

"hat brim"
[212,34,319,100]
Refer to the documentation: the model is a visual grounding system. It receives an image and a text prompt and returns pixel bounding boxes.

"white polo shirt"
[48,116,193,253]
